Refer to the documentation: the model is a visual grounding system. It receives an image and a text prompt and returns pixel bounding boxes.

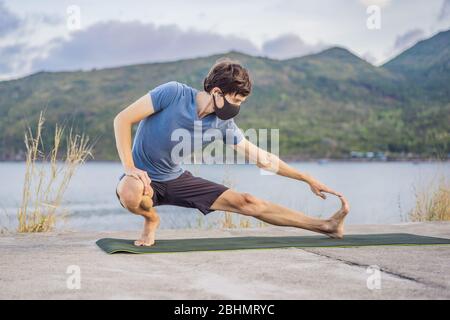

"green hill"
[383,29,450,102]
[0,30,449,161]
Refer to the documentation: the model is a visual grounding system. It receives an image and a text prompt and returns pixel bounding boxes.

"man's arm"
[232,138,343,199]
[113,94,154,194]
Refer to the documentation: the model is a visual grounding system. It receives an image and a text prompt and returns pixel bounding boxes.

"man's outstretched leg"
[210,190,350,238]
[116,175,160,246]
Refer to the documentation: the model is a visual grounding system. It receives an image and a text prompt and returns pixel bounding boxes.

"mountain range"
[0,29,449,160]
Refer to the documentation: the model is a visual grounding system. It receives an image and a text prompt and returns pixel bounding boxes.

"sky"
[0,0,449,80]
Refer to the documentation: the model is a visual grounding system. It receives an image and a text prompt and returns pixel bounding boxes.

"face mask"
[212,92,240,120]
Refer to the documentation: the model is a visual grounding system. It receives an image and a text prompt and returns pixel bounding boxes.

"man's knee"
[235,193,268,217]
[119,191,140,210]
[117,176,153,210]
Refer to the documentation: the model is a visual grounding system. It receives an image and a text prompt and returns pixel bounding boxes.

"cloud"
[359,0,391,8]
[0,1,64,79]
[0,45,15,73]
[0,1,21,36]
[0,43,32,76]
[38,13,63,26]
[438,0,450,21]
[261,33,328,59]
[3,18,329,78]
[33,21,326,73]
[392,29,426,53]
[32,21,260,72]
[361,51,378,65]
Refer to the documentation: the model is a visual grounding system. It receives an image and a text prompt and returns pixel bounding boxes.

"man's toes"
[134,239,155,247]
[339,197,350,212]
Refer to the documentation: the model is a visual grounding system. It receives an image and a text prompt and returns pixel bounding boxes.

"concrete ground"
[1,222,449,299]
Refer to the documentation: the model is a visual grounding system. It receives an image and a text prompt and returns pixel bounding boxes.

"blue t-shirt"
[130,81,245,181]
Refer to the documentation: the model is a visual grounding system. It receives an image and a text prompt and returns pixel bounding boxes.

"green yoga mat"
[96,233,450,254]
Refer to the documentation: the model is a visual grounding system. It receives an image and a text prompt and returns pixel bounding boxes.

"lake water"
[0,161,448,231]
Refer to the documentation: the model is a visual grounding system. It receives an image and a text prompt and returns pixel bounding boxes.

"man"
[114,58,349,246]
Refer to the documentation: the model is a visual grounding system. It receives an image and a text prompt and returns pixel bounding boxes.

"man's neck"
[195,91,214,119]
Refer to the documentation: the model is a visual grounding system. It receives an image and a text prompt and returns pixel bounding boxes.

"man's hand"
[231,139,345,200]
[307,178,343,199]
[124,166,152,195]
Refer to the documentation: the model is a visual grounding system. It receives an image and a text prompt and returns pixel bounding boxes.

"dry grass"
[409,174,450,222]
[17,111,94,232]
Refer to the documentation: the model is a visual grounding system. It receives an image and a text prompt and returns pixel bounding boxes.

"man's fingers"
[138,173,149,194]
[315,190,326,199]
[124,170,152,195]
[319,188,343,199]
[144,173,152,192]
[143,176,151,195]
[324,188,343,197]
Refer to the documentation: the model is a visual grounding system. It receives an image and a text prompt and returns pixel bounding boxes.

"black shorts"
[115,170,229,215]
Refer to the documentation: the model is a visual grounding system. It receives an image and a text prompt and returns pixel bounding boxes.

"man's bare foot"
[134,214,160,247]
[134,232,156,246]
[321,196,350,239]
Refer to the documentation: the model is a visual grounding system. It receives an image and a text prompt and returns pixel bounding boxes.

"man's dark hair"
[203,58,252,97]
